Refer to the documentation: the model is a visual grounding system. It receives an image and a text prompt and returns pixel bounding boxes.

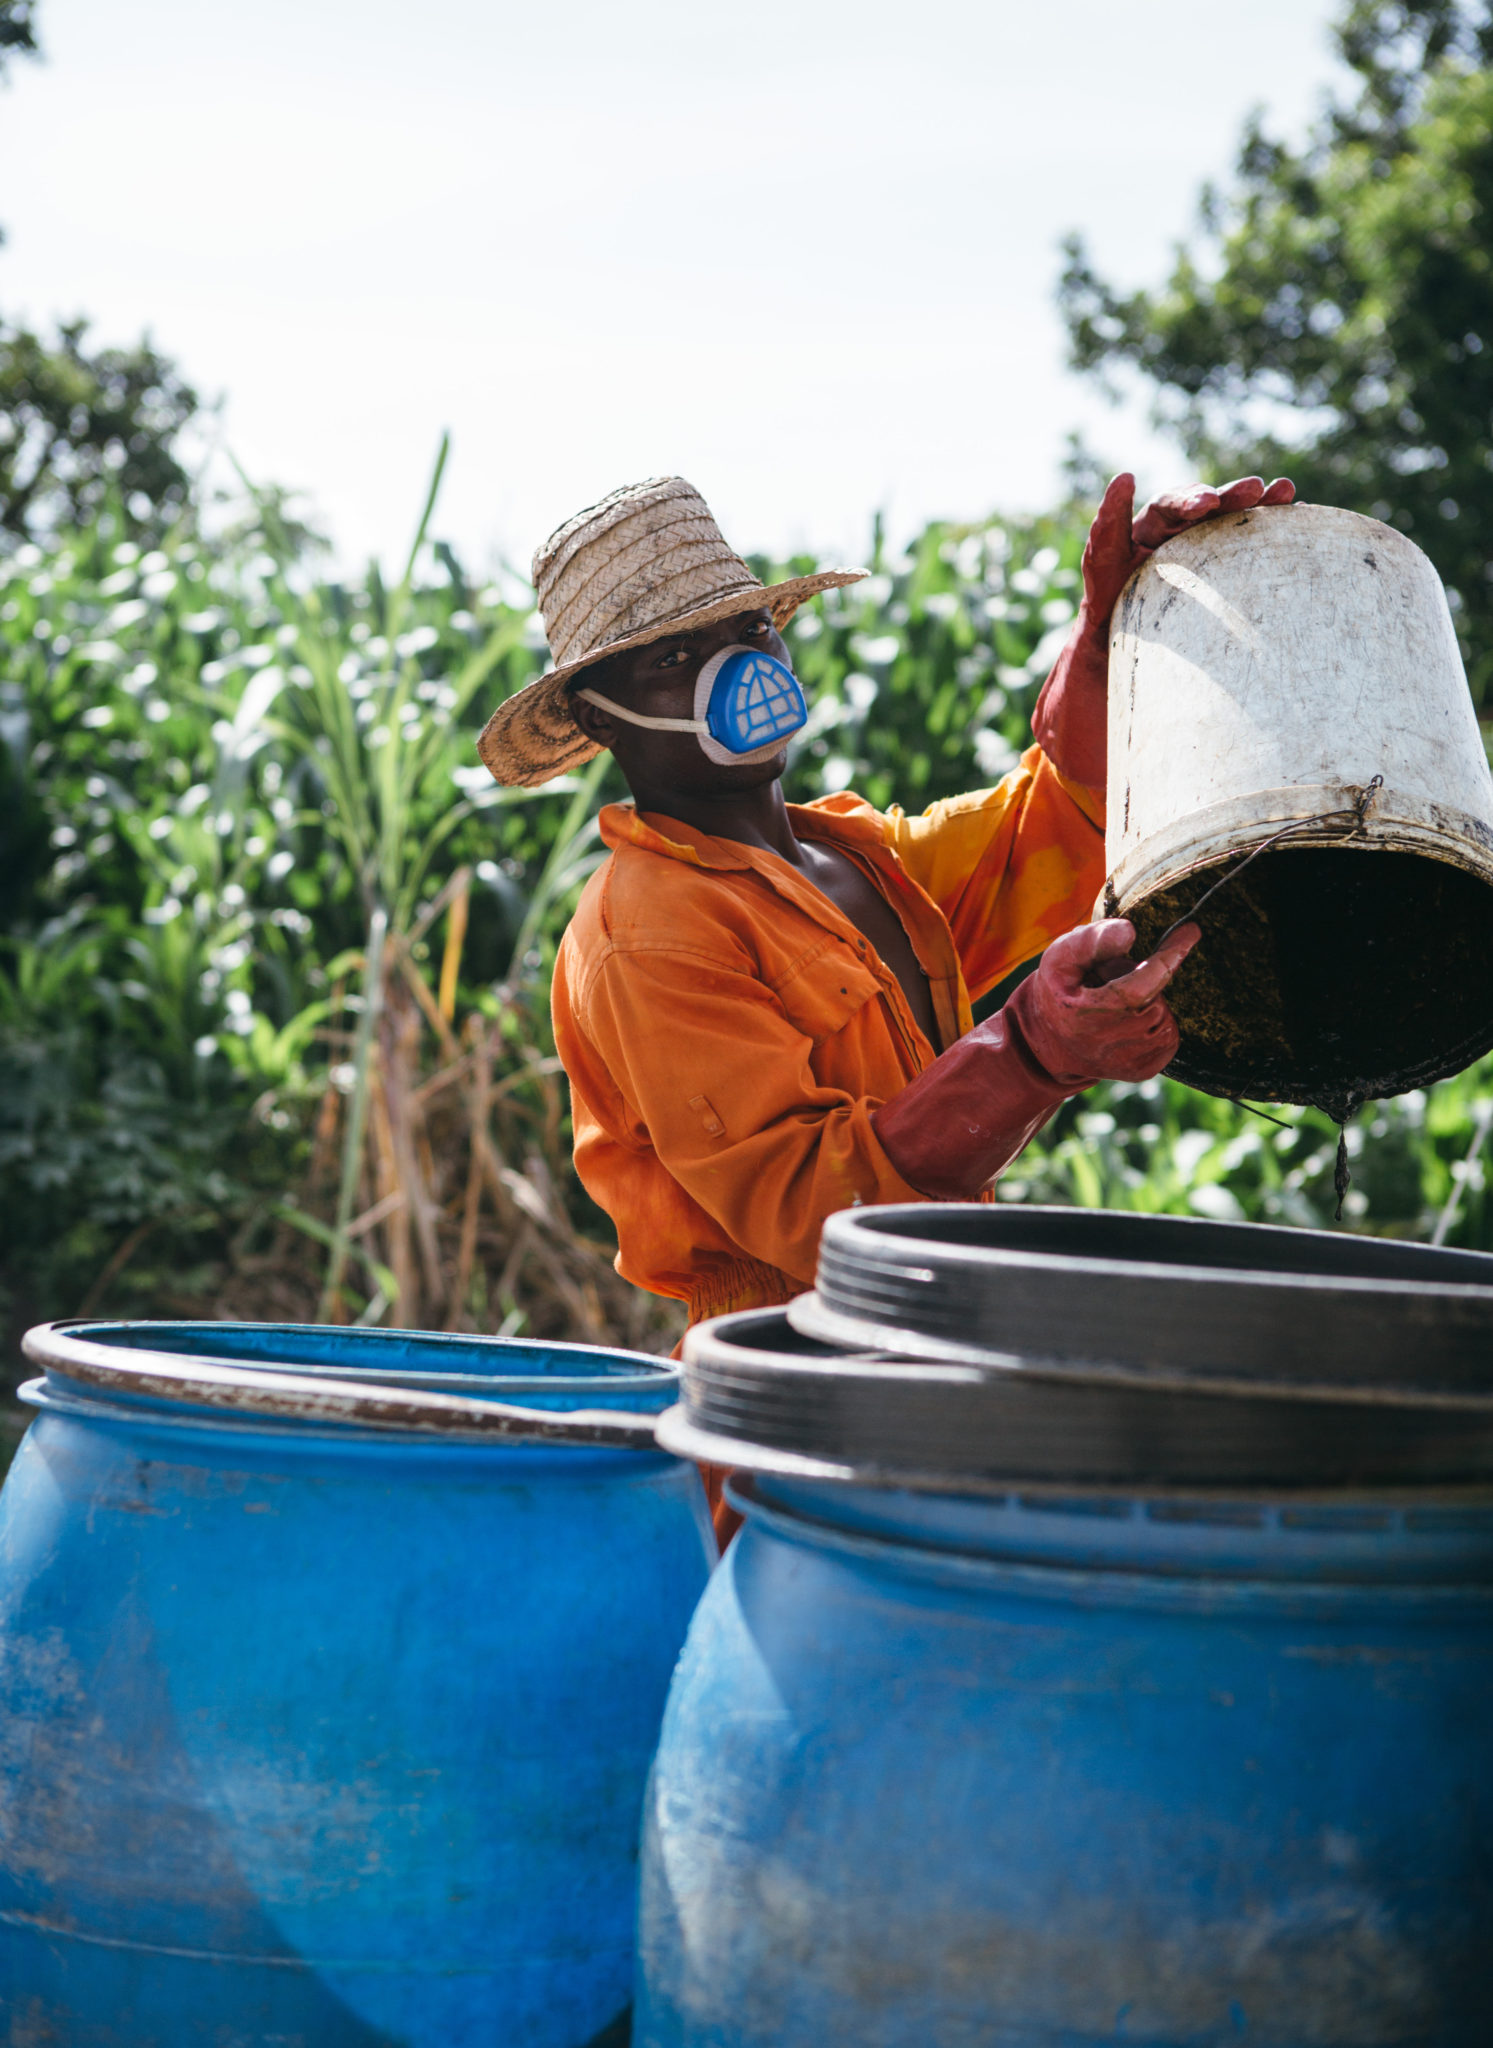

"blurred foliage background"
[5,0,1493,1456]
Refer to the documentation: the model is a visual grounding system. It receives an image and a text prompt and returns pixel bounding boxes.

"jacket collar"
[598,792,889,871]
[597,798,967,1055]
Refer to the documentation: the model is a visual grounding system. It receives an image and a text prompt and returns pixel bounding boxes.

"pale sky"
[1,0,1347,577]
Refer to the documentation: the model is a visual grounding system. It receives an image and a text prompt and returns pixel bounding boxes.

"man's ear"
[569,687,617,749]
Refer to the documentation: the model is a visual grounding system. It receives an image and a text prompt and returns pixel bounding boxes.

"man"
[478,468,1292,1337]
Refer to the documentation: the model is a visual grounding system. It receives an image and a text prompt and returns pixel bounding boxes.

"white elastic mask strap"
[574,686,704,734]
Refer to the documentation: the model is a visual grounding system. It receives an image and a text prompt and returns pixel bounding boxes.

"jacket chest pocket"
[774,943,886,1046]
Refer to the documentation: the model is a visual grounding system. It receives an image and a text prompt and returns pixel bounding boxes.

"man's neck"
[622,772,806,867]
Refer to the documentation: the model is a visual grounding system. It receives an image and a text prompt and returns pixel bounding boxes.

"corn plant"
[0,463,667,1357]
[214,442,639,1333]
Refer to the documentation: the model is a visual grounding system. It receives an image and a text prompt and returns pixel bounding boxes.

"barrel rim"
[22,1321,672,1448]
[808,1206,1493,1403]
[656,1396,1493,1507]
[674,1297,1493,1492]
[819,1203,1493,1303]
[722,1473,1493,1613]
[786,1289,1493,1410]
[57,1315,675,1396]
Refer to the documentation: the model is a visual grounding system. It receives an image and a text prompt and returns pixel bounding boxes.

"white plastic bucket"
[1103,503,1493,1107]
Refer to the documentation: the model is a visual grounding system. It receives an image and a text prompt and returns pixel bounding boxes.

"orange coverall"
[553,742,1105,1491]
[554,745,1105,1313]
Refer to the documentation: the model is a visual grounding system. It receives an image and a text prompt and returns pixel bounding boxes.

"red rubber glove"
[1032,472,1295,789]
[871,919,1199,1201]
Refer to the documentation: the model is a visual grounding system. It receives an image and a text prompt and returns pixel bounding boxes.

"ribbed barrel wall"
[0,1322,713,2047]
[637,1476,1493,2048]
[641,1208,1493,2045]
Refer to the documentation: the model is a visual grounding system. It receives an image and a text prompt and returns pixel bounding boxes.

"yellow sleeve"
[884,745,1107,1001]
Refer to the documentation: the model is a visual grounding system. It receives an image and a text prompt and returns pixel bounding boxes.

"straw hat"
[477,476,866,787]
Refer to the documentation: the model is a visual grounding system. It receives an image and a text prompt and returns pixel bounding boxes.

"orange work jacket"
[551,745,1106,1329]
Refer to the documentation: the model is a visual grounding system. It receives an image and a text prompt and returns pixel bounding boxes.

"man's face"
[568,607,795,797]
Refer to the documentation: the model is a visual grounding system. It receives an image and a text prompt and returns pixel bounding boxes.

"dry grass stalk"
[207,917,683,1355]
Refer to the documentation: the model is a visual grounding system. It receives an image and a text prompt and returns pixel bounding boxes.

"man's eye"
[657,646,690,669]
[743,618,768,637]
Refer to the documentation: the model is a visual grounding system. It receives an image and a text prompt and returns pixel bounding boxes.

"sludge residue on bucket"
[1,1319,713,2048]
[1125,842,1493,1105]
[1104,502,1493,1105]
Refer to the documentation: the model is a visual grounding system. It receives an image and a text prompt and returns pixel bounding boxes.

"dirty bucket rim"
[1103,783,1493,926]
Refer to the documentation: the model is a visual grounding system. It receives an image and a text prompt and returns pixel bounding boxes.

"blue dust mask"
[576,645,808,766]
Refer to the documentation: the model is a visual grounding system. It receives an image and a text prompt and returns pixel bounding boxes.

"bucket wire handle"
[1143,775,1384,1224]
[1150,775,1384,953]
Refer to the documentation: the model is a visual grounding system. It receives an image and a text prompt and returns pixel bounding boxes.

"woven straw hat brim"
[476,565,865,789]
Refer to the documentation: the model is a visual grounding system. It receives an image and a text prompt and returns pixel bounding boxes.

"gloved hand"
[871,918,1199,1201]
[1032,471,1295,790]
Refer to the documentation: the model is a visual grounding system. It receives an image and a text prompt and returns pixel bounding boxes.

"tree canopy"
[0,1,38,78]
[1060,0,1493,700]
[0,2,199,543]
[0,317,199,540]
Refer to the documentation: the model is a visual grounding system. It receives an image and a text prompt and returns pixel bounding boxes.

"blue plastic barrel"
[637,1474,1493,2046]
[2,1320,713,2047]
